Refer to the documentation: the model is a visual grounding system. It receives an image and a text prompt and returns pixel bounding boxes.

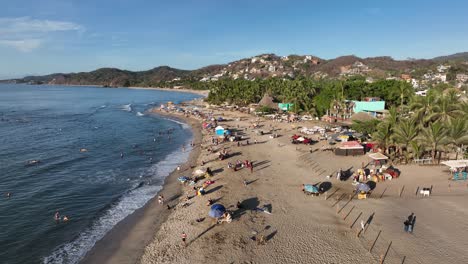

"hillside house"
[456,73,468,83]
[401,74,411,81]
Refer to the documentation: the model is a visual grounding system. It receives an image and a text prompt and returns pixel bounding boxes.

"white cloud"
[0,17,84,52]
[0,17,83,34]
[0,39,42,52]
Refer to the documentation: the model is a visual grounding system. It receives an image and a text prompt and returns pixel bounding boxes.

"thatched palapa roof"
[258,94,278,109]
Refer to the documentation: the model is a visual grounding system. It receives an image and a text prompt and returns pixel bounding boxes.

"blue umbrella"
[209,204,226,218]
[304,184,319,193]
[356,183,371,193]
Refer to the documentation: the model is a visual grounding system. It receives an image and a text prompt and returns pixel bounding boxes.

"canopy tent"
[208,204,226,218]
[368,153,388,160]
[441,160,468,168]
[335,141,364,156]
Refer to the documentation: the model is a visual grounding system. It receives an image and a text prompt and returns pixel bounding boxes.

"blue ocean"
[0,84,200,264]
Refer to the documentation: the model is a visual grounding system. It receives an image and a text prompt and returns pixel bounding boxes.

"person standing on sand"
[158,195,164,205]
[181,232,187,247]
[250,161,254,173]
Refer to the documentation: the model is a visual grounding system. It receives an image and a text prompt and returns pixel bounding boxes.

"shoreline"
[8,83,209,97]
[80,108,203,264]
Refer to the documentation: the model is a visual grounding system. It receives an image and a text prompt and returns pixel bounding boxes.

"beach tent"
[215,126,225,136]
[335,141,364,156]
[209,204,226,218]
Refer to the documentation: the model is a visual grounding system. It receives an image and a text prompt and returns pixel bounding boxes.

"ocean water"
[0,84,200,264]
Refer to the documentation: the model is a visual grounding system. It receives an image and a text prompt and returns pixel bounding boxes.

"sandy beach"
[83,100,468,264]
[81,111,203,264]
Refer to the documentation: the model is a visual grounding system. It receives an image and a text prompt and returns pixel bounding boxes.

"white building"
[456,73,468,83]
[437,65,450,73]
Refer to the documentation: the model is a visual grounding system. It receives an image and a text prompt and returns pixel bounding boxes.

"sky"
[1,0,467,79]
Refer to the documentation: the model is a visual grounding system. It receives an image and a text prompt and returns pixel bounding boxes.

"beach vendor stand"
[335,141,364,156]
[441,160,468,180]
[368,152,389,167]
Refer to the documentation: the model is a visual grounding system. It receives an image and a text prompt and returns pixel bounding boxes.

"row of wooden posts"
[324,189,406,264]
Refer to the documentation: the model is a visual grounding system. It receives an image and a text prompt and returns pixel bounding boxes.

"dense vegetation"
[203,76,413,116]
[372,89,468,161]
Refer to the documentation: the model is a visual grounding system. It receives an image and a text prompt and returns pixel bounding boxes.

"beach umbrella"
[209,204,226,218]
[356,183,371,193]
[304,184,319,193]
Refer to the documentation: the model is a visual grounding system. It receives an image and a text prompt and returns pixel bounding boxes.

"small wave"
[160,117,190,129]
[43,141,192,264]
[121,104,132,112]
[136,112,144,117]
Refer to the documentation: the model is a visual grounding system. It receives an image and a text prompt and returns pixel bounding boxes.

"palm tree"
[428,94,463,123]
[420,121,448,162]
[392,82,413,108]
[392,118,419,162]
[373,122,393,155]
[447,118,468,159]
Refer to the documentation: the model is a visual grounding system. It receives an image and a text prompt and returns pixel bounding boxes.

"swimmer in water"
[120,152,124,159]
[6,192,11,198]
[63,216,69,221]
[54,211,60,221]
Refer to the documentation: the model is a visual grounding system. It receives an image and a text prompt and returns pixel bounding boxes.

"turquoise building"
[352,100,385,116]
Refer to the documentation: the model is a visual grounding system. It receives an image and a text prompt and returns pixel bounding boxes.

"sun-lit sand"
[134,102,468,264]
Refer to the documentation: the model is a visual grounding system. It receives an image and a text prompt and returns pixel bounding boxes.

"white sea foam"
[43,142,191,264]
[136,112,144,116]
[161,117,190,129]
[121,104,132,112]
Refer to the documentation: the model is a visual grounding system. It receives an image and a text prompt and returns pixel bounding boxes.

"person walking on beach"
[181,232,187,247]
[158,195,164,205]
[408,213,415,233]
[250,160,254,173]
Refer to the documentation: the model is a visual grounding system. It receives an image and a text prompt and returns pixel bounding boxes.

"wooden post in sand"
[350,212,362,229]
[331,193,346,207]
[415,186,419,196]
[399,185,405,197]
[337,194,355,214]
[343,205,355,220]
[401,256,406,264]
[380,241,392,264]
[369,230,381,252]
[379,187,387,199]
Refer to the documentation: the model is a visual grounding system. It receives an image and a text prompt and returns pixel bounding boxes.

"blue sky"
[1,0,467,78]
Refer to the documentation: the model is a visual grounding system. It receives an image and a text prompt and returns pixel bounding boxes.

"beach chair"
[453,172,460,181]
[463,172,468,180]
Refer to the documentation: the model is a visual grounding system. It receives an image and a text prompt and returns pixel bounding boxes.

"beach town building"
[456,73,468,83]
[437,64,450,72]
[401,74,411,81]
[352,97,386,117]
[415,89,428,96]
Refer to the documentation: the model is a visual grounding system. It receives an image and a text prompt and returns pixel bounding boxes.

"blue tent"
[304,184,319,193]
[209,204,226,218]
[215,126,225,136]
